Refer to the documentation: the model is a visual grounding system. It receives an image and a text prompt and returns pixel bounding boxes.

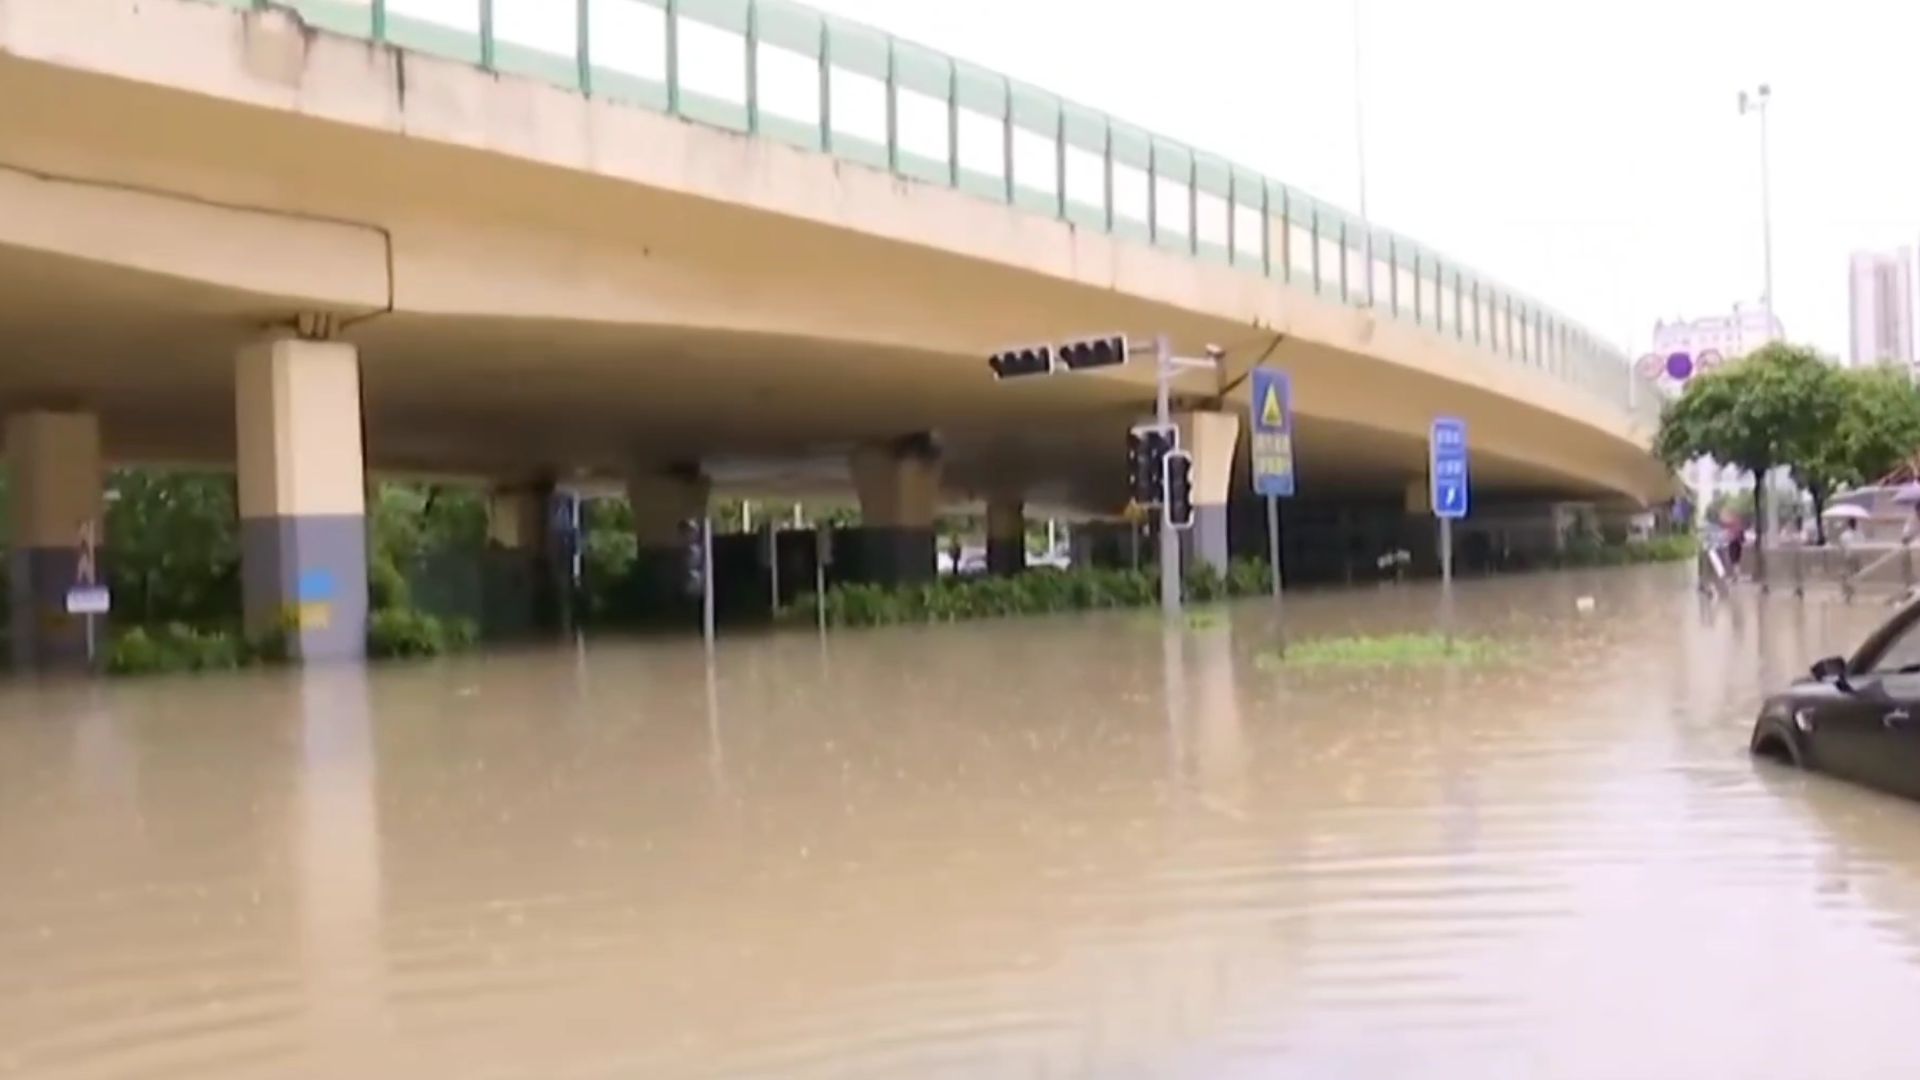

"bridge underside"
[0,241,1630,510]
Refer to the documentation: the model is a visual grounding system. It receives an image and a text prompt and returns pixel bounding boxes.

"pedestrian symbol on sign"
[1260,384,1285,429]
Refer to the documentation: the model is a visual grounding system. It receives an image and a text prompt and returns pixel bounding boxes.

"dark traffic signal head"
[1127,425,1176,506]
[988,344,1055,380]
[1057,334,1130,371]
[1164,450,1195,531]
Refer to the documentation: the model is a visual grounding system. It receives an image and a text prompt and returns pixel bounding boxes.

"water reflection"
[7,568,1920,1076]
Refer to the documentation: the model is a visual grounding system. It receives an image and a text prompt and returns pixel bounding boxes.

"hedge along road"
[2,565,1917,1078]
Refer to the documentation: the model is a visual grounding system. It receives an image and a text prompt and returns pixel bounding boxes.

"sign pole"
[1154,334,1181,619]
[768,522,780,618]
[1266,496,1283,599]
[1440,516,1454,588]
[815,526,829,635]
[701,516,716,648]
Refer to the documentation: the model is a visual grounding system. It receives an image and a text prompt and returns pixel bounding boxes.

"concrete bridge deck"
[0,0,1672,663]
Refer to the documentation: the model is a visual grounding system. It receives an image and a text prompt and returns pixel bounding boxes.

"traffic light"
[1127,424,1176,505]
[1164,450,1195,531]
[988,344,1055,380]
[1057,334,1130,371]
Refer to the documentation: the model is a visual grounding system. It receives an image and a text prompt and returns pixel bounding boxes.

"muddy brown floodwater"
[6,566,1920,1078]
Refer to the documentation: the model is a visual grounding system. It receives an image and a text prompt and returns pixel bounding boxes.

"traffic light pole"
[1154,335,1181,619]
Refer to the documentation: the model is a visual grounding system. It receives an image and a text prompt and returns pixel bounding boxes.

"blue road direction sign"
[1249,367,1296,498]
[1430,417,1470,519]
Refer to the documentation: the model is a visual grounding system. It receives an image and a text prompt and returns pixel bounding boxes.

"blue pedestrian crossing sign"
[1430,417,1470,519]
[1249,367,1296,498]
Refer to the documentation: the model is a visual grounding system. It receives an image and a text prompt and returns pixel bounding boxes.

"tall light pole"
[1738,84,1774,324]
[1351,0,1370,224]
[1349,0,1374,309]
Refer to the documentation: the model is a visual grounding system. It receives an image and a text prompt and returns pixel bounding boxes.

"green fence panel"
[286,0,372,36]
[1309,200,1344,299]
[587,0,669,113]
[1230,166,1266,273]
[667,0,750,130]
[1267,181,1293,282]
[756,0,819,51]
[891,39,953,186]
[749,0,823,149]
[952,61,1008,201]
[1332,206,1366,304]
[825,17,889,170]
[1150,138,1193,253]
[1060,102,1109,231]
[1193,152,1231,265]
[386,2,483,64]
[1008,82,1061,217]
[1108,121,1152,246]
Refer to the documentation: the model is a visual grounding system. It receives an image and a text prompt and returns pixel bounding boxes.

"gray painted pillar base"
[10,546,97,672]
[242,515,369,662]
[1181,505,1231,577]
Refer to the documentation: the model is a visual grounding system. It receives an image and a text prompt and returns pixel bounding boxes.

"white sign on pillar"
[66,521,110,616]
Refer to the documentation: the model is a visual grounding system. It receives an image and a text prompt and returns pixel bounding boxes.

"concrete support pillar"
[847,435,942,585]
[986,497,1026,576]
[485,480,565,636]
[1176,410,1241,576]
[487,485,549,552]
[626,466,709,609]
[236,337,368,662]
[7,411,103,671]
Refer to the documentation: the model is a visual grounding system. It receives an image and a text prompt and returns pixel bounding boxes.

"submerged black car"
[1751,597,1920,800]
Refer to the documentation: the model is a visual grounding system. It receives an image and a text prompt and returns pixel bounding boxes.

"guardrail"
[209,0,1662,426]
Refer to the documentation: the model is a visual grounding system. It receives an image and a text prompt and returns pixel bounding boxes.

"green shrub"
[791,559,1279,629]
[1227,558,1273,597]
[1257,632,1522,670]
[106,623,247,676]
[369,553,411,613]
[367,608,477,660]
[1556,533,1697,569]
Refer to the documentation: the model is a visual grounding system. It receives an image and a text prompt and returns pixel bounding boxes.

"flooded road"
[7,565,1920,1078]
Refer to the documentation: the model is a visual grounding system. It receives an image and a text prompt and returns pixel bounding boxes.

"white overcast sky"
[417,0,1920,357]
[797,0,1920,358]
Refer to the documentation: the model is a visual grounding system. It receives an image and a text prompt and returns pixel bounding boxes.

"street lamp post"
[1350,0,1372,307]
[1738,84,1774,323]
[1351,0,1370,225]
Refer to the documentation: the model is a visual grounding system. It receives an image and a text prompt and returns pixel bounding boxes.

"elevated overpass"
[0,0,1668,661]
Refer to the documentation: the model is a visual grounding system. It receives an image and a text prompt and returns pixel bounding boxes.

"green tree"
[1656,343,1846,568]
[368,482,487,611]
[104,470,241,625]
[1795,364,1920,541]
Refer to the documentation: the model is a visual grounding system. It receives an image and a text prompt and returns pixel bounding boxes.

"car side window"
[1864,620,1920,675]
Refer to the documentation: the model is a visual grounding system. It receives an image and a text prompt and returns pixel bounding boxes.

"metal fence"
[209,0,1662,426]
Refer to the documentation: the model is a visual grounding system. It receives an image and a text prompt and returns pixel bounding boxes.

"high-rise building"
[1848,247,1915,367]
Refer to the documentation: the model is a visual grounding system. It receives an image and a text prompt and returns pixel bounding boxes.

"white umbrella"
[1894,483,1920,505]
[1822,504,1872,520]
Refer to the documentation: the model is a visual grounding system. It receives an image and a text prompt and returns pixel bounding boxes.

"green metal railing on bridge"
[207,0,1661,426]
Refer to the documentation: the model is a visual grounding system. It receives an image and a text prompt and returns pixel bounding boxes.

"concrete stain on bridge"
[5,566,1920,1077]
